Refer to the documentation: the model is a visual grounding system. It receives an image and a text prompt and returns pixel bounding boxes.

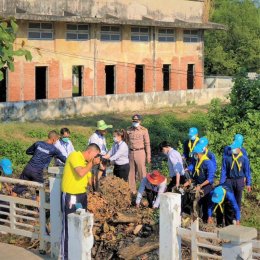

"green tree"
[205,0,260,75]
[0,18,32,80]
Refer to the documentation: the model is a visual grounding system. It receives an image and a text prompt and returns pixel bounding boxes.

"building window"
[100,26,121,41]
[131,27,149,42]
[28,22,53,40]
[72,66,83,97]
[66,24,89,41]
[35,67,47,99]
[0,68,7,102]
[187,64,195,89]
[158,28,175,42]
[163,64,171,91]
[135,65,144,92]
[183,30,200,43]
[105,65,115,94]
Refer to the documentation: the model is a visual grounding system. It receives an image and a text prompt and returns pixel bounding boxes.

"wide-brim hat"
[147,170,165,185]
[96,120,113,131]
[0,158,13,176]
[212,186,225,204]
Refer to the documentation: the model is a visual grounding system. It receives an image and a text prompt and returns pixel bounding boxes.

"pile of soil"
[87,176,158,259]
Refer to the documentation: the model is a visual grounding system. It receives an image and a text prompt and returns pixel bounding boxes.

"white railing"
[160,193,259,260]
[0,168,65,258]
[0,176,50,252]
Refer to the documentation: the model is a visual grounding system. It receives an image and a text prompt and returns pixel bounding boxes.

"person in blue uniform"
[223,134,248,157]
[12,130,66,199]
[220,140,251,209]
[208,184,240,226]
[183,127,200,164]
[0,158,13,225]
[198,137,217,172]
[184,143,215,222]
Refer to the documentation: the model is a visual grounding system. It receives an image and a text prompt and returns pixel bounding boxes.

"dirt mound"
[88,176,131,222]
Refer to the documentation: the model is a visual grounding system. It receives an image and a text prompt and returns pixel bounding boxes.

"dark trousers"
[13,164,44,194]
[225,178,244,209]
[113,163,130,182]
[198,184,213,223]
[215,199,234,227]
[60,192,87,260]
[167,175,186,191]
[145,188,157,208]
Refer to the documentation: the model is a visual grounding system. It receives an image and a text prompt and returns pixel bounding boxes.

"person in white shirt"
[54,128,75,166]
[103,129,129,181]
[159,141,186,191]
[136,170,167,209]
[88,120,113,188]
[88,120,113,155]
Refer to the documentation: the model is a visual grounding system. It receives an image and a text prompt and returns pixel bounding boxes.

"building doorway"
[187,64,195,89]
[72,66,83,97]
[135,65,144,93]
[0,68,7,102]
[163,64,170,91]
[35,67,47,100]
[105,65,115,94]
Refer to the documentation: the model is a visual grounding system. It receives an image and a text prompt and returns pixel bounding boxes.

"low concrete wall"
[0,88,231,121]
[205,76,234,89]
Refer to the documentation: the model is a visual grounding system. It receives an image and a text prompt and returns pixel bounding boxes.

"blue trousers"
[60,192,87,260]
[225,178,244,209]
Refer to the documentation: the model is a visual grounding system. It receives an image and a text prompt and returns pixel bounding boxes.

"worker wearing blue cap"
[220,140,251,209]
[0,158,13,225]
[184,143,215,222]
[208,184,240,226]
[183,127,199,164]
[187,137,217,173]
[223,134,248,158]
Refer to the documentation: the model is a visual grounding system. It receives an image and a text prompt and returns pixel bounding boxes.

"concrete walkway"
[0,242,51,260]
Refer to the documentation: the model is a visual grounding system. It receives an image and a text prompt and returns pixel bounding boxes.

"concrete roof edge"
[0,12,226,30]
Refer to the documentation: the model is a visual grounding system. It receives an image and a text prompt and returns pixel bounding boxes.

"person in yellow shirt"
[60,143,101,260]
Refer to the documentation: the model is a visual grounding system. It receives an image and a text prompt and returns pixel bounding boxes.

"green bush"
[0,139,30,175]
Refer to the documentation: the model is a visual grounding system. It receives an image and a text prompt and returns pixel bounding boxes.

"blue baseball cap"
[212,186,225,204]
[0,158,13,176]
[198,137,208,148]
[193,144,204,154]
[234,134,244,145]
[230,140,241,150]
[188,127,198,138]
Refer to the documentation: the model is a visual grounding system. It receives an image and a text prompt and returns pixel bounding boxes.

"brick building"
[0,0,223,102]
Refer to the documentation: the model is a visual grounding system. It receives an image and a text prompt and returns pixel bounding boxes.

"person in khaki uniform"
[127,114,151,194]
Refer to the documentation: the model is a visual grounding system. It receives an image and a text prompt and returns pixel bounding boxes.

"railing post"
[9,200,15,230]
[48,167,63,259]
[39,187,47,252]
[159,192,182,260]
[191,219,199,260]
[68,209,94,260]
[218,225,257,260]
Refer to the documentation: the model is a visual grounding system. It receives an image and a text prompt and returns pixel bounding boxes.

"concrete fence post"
[218,225,257,260]
[159,192,182,260]
[68,209,94,260]
[48,167,63,258]
[191,219,199,260]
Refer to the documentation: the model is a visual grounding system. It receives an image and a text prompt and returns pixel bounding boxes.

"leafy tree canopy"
[205,0,260,75]
[0,18,32,80]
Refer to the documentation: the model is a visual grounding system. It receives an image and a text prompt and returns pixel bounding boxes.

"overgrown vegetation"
[205,0,260,75]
